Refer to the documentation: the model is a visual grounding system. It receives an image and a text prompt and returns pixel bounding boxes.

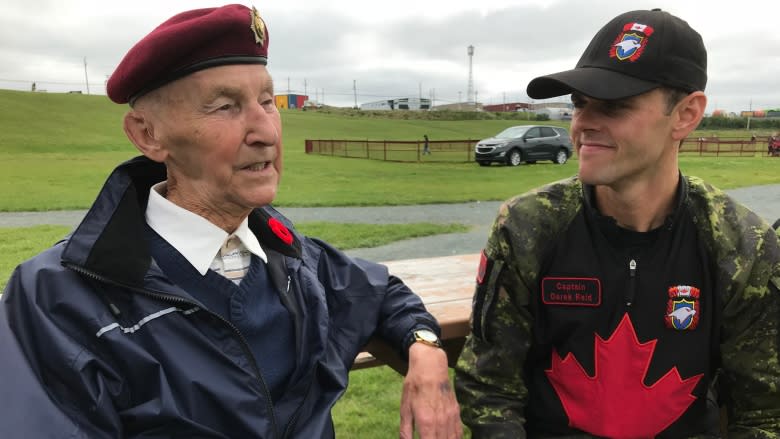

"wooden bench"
[352,253,479,374]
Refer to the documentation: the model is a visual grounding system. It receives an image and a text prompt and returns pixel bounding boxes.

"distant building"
[360,97,431,111]
[533,106,573,120]
[482,102,530,112]
[275,94,309,109]
[527,102,572,111]
[741,110,766,118]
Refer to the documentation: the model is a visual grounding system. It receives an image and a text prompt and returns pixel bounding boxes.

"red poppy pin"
[268,217,294,245]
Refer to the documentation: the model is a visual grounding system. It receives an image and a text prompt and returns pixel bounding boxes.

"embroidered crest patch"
[609,22,654,62]
[665,285,700,330]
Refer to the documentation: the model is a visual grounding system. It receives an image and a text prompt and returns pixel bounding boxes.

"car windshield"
[494,126,530,139]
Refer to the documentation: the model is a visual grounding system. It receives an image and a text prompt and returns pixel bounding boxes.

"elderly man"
[456,8,780,438]
[0,5,460,438]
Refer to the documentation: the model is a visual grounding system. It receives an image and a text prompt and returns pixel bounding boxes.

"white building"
[534,107,573,120]
[360,97,431,111]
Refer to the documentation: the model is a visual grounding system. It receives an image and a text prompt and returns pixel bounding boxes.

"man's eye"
[600,101,630,116]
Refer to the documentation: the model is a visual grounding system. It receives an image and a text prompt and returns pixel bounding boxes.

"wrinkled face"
[145,64,282,218]
[570,89,677,188]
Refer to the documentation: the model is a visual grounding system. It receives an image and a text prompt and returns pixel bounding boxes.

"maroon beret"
[107,4,269,104]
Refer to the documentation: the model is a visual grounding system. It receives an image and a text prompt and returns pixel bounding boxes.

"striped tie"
[211,235,250,284]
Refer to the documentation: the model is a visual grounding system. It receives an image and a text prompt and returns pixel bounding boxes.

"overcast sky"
[2,0,778,113]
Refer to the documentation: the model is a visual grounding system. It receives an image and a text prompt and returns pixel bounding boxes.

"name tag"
[541,277,601,306]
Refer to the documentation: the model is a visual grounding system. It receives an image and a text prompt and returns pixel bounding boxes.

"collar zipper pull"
[626,258,637,307]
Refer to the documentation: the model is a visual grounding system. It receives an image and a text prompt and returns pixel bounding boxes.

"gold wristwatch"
[412,329,442,348]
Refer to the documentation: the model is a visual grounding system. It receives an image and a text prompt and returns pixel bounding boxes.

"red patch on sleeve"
[476,251,491,284]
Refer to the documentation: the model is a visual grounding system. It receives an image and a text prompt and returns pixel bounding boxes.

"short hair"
[662,87,690,115]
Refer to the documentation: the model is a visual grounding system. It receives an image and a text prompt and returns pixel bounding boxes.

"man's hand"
[400,342,462,439]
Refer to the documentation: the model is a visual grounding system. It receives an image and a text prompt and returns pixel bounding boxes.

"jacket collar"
[582,172,690,245]
[62,155,302,288]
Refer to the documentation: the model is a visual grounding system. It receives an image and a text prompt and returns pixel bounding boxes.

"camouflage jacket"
[455,175,780,439]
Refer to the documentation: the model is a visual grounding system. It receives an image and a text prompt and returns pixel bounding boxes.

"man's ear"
[671,91,707,141]
[123,109,167,162]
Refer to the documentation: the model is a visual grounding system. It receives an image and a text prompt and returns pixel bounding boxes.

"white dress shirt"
[145,182,267,280]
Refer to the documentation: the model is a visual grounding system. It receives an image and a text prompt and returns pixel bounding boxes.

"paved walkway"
[1,185,779,261]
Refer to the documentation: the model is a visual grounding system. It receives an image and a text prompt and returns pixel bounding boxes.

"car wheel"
[478,162,490,167]
[506,149,522,166]
[554,149,568,164]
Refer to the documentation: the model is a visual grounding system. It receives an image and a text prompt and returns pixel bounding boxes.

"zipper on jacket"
[281,377,315,438]
[626,258,637,307]
[65,263,281,438]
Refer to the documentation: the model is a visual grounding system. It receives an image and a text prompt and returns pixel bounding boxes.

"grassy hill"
[1,89,778,211]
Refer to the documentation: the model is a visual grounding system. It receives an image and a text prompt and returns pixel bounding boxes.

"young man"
[455,9,780,438]
[0,5,461,438]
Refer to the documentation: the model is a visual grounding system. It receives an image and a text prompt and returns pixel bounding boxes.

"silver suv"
[474,125,573,166]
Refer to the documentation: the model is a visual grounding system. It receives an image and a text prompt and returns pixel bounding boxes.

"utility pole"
[83,57,90,94]
[287,77,291,94]
[304,78,307,99]
[419,82,422,100]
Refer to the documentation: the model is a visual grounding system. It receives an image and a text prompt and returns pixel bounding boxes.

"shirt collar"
[145,182,267,275]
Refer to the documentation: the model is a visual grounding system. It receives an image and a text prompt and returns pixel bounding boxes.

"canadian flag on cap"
[623,22,654,36]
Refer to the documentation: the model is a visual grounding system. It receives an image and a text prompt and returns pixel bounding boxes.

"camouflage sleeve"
[687,175,780,437]
[720,224,780,438]
[454,204,534,438]
[455,178,582,438]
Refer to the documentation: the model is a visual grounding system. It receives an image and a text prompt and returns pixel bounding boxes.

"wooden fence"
[305,136,778,163]
[304,139,479,163]
[679,136,776,157]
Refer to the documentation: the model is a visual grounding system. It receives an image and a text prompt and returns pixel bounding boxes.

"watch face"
[417,330,438,343]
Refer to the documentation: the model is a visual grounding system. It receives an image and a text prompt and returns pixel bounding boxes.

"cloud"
[1,0,779,112]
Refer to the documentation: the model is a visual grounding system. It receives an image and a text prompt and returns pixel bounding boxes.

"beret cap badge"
[250,6,266,46]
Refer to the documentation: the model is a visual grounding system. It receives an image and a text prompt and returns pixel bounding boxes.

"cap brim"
[527,67,660,100]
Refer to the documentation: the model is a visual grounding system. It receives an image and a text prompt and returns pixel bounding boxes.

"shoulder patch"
[665,285,700,330]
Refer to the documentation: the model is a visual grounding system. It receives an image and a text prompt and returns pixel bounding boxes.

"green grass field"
[1,89,778,438]
[2,89,777,211]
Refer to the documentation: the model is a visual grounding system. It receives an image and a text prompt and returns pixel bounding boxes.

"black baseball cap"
[527,9,707,100]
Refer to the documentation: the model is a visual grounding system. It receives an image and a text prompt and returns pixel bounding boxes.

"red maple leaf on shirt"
[545,314,703,439]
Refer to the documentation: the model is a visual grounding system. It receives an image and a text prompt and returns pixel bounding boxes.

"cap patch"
[250,6,266,45]
[609,22,654,62]
[665,285,700,330]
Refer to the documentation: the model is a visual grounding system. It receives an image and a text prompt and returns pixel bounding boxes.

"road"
[1,184,779,261]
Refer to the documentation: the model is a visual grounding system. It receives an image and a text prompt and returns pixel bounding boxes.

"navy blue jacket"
[0,156,439,438]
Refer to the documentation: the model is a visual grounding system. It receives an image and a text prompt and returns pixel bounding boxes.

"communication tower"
[467,45,475,104]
